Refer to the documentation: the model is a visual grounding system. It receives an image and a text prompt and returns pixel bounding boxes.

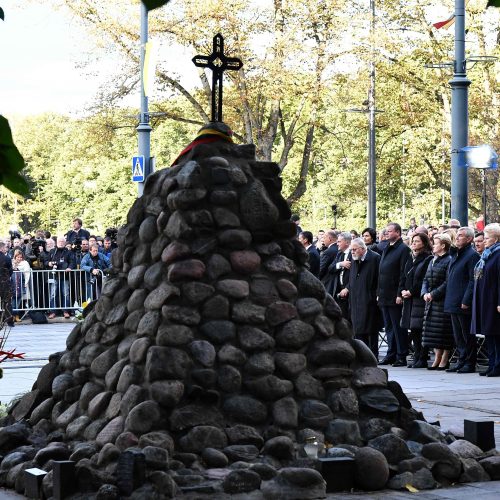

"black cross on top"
[192,33,243,123]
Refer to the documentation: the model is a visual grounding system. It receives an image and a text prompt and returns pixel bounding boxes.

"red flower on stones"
[0,349,25,362]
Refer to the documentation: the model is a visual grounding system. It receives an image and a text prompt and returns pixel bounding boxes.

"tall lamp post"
[137,2,152,197]
[449,0,470,226]
[428,2,496,225]
[368,0,376,229]
[346,0,379,229]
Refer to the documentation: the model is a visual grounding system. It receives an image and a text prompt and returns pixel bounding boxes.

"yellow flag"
[143,41,156,97]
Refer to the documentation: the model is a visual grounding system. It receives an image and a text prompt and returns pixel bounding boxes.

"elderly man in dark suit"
[329,232,352,319]
[347,237,381,358]
[319,230,338,290]
[299,231,320,277]
[378,222,411,366]
[444,226,480,373]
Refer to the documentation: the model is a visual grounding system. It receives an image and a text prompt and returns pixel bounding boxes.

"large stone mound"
[1,136,498,498]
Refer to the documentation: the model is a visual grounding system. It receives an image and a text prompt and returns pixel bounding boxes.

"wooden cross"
[192,33,243,123]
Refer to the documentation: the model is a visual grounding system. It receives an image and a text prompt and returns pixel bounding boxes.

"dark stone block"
[117,450,146,496]
[319,457,355,492]
[24,467,46,499]
[464,419,496,451]
[52,461,76,500]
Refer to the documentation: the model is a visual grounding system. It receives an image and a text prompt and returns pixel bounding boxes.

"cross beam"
[192,34,243,122]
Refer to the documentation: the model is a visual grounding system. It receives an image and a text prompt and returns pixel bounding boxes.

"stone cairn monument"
[1,127,499,499]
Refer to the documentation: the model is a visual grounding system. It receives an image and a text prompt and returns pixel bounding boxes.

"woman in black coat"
[471,223,500,376]
[421,233,454,369]
[401,233,433,368]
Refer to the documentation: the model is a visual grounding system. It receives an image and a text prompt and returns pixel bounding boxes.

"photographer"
[80,243,110,301]
[28,238,47,310]
[26,237,46,269]
[72,239,89,305]
[8,231,22,258]
[65,218,90,245]
[102,236,114,259]
[0,241,14,327]
[46,236,76,319]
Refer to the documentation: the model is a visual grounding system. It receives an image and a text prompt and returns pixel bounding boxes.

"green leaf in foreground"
[0,8,4,21]
[0,116,29,196]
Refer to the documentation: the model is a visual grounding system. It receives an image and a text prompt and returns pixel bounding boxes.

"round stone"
[125,400,161,434]
[354,447,389,490]
[229,251,261,274]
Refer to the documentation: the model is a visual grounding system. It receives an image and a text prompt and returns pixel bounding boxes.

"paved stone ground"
[2,322,500,498]
[1,320,74,405]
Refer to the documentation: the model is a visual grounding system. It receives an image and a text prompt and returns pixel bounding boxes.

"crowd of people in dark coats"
[0,218,115,327]
[294,215,500,377]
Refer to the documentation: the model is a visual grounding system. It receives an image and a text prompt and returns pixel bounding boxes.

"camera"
[72,237,83,253]
[9,230,21,242]
[105,227,118,244]
[32,239,46,258]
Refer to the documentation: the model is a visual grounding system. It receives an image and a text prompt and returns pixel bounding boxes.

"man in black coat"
[347,238,381,358]
[319,230,338,290]
[298,231,320,277]
[65,218,91,245]
[328,232,352,319]
[378,222,411,366]
[0,241,14,327]
[444,227,480,373]
[46,236,76,319]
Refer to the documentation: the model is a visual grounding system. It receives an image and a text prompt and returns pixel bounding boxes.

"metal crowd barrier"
[7,269,107,315]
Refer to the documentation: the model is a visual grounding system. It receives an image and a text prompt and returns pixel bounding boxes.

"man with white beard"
[347,237,381,359]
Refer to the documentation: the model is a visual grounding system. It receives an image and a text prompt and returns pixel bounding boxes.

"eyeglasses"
[351,247,363,252]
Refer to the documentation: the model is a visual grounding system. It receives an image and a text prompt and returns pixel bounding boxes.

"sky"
[0,1,115,117]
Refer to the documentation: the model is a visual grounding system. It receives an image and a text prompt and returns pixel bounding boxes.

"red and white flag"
[432,0,471,30]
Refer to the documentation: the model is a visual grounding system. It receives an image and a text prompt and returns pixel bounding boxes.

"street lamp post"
[368,0,376,230]
[346,0,379,229]
[137,2,152,197]
[449,0,471,226]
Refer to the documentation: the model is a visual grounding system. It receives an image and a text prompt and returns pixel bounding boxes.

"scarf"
[474,241,500,280]
[171,123,234,166]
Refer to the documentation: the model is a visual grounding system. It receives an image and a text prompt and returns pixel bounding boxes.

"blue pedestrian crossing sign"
[132,156,145,182]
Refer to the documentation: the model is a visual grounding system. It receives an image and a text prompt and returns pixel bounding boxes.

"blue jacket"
[444,244,480,314]
[80,252,111,274]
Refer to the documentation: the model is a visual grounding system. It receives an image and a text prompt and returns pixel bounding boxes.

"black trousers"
[485,336,500,372]
[380,305,408,361]
[0,287,13,324]
[450,313,477,367]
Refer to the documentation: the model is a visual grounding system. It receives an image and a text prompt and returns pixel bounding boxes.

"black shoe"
[436,363,450,371]
[392,359,407,367]
[7,322,14,327]
[479,369,492,376]
[446,363,464,373]
[486,368,500,377]
[412,359,428,368]
[457,365,476,374]
[378,357,396,366]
